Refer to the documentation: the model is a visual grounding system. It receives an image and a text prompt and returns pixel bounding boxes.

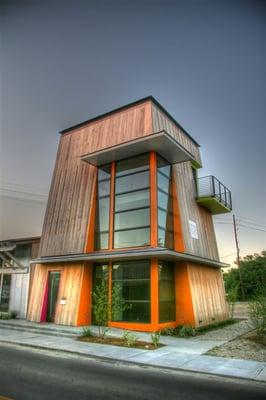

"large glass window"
[114,154,150,248]
[159,261,175,323]
[112,260,151,323]
[95,164,111,250]
[157,156,174,248]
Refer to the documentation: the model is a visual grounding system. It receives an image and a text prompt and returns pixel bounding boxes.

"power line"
[238,224,266,233]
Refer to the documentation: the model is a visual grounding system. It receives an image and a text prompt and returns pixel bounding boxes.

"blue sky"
[1,0,265,265]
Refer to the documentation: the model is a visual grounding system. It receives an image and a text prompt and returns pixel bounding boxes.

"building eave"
[31,248,229,269]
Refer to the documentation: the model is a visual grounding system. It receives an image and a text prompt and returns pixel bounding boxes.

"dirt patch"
[207,331,266,362]
[78,336,164,350]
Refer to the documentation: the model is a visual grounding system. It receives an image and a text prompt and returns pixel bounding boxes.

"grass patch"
[78,335,164,350]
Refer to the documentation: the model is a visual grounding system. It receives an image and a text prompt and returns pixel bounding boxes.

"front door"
[47,271,60,322]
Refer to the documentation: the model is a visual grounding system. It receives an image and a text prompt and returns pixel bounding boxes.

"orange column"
[150,152,158,247]
[175,262,195,326]
[76,263,93,326]
[150,258,159,330]
[108,161,116,250]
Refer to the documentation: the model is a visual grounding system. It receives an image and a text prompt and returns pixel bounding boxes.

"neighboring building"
[0,237,40,318]
[27,97,232,331]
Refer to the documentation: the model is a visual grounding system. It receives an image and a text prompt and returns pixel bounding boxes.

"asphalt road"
[0,344,265,400]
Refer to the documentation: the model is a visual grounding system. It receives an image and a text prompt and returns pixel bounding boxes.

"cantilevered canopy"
[81,130,195,167]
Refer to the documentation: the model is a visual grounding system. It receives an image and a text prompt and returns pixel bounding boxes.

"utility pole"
[233,214,245,300]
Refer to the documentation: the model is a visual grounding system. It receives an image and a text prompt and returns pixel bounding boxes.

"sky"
[0,0,265,266]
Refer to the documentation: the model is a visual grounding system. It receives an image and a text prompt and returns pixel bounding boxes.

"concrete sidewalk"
[0,320,265,383]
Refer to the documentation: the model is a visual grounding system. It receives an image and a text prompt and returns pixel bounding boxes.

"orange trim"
[150,257,159,328]
[150,152,158,247]
[108,162,116,250]
[76,263,92,326]
[172,174,185,252]
[175,262,195,326]
[85,170,97,252]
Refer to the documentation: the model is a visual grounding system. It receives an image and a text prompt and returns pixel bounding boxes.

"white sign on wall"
[189,220,199,239]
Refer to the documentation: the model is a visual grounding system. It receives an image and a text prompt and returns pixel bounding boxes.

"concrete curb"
[1,339,265,385]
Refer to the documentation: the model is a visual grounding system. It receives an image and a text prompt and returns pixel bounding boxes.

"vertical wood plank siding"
[172,162,219,260]
[188,263,229,326]
[39,102,153,257]
[27,262,89,325]
[151,103,202,166]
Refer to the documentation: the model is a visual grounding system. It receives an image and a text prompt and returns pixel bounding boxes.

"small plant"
[82,327,92,337]
[151,331,161,348]
[0,311,12,320]
[122,331,137,347]
[178,325,196,337]
[227,283,239,319]
[160,327,179,336]
[249,284,266,337]
[10,310,17,319]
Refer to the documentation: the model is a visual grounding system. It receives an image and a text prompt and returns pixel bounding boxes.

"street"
[0,344,265,400]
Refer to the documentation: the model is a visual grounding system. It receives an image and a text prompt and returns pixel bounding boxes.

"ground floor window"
[0,274,11,312]
[112,260,150,323]
[158,261,175,323]
[92,260,176,326]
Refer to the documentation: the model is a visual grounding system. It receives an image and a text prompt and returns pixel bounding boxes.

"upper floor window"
[114,154,150,248]
[157,156,174,249]
[94,152,175,251]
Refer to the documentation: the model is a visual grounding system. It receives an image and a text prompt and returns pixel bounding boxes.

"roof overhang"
[32,248,229,269]
[81,130,195,167]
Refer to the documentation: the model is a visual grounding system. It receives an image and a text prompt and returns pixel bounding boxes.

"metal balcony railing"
[196,175,232,211]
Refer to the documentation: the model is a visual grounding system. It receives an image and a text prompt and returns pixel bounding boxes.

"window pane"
[98,180,110,197]
[115,189,150,211]
[158,172,171,193]
[158,190,172,211]
[112,260,150,323]
[159,261,175,323]
[115,208,150,230]
[158,228,173,248]
[158,209,173,231]
[95,232,109,250]
[115,171,149,194]
[98,164,111,180]
[157,156,171,178]
[95,197,110,231]
[114,228,150,248]
[116,154,149,176]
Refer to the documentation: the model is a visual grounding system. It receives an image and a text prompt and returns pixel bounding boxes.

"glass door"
[47,271,60,322]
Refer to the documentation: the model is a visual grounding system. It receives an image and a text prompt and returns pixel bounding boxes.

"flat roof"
[32,248,229,269]
[81,130,195,167]
[60,96,200,147]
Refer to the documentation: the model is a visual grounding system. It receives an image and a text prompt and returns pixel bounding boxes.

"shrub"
[0,312,12,320]
[82,327,92,337]
[151,331,161,348]
[249,284,266,337]
[227,283,239,319]
[10,310,17,319]
[178,325,196,337]
[160,327,179,336]
[122,331,137,347]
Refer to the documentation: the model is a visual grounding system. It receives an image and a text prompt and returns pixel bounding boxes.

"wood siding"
[173,162,219,260]
[39,99,202,257]
[27,262,89,326]
[152,103,202,166]
[188,263,229,326]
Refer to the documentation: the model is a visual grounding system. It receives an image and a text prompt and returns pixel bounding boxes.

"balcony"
[196,176,232,214]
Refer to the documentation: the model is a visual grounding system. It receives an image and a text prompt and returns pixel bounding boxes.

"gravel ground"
[196,320,253,342]
[206,331,266,362]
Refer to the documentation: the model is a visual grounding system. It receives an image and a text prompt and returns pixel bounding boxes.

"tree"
[223,251,266,301]
[92,279,129,339]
